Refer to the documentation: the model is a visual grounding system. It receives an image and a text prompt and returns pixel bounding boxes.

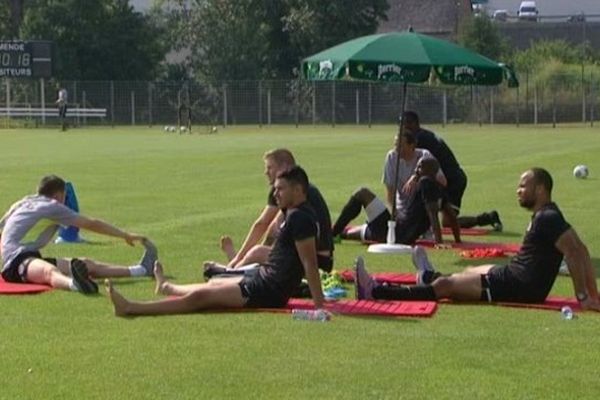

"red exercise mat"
[497,296,580,311]
[286,298,437,317]
[460,248,508,258]
[339,269,416,285]
[0,276,52,295]
[415,240,521,254]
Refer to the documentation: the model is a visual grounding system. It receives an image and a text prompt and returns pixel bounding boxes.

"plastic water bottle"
[386,220,396,244]
[291,309,331,322]
[560,305,574,320]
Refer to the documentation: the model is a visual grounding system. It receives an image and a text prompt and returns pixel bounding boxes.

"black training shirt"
[505,202,571,300]
[260,202,317,296]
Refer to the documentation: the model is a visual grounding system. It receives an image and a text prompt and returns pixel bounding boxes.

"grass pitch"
[1,124,599,399]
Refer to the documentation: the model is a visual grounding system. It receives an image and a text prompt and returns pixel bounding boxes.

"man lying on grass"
[355,168,600,311]
[106,166,326,316]
[0,175,157,295]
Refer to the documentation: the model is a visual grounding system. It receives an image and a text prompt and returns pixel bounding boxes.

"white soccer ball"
[180,126,187,133]
[163,125,169,132]
[211,126,218,133]
[573,165,589,179]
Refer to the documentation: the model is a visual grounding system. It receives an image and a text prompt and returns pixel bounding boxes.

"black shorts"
[446,169,467,212]
[364,210,391,243]
[238,274,288,308]
[1,251,57,283]
[482,265,546,303]
[364,210,423,245]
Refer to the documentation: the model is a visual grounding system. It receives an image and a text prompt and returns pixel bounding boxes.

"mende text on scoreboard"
[0,40,52,78]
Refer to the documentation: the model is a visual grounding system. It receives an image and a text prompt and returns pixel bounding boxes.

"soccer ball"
[573,165,589,179]
[163,125,169,132]
[211,126,218,133]
[179,126,187,133]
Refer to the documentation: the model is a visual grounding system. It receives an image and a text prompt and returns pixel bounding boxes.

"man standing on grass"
[56,87,68,131]
[215,148,334,273]
[0,175,157,295]
[355,168,600,311]
[106,166,327,316]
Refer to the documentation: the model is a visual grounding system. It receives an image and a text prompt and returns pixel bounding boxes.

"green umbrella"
[302,30,518,87]
[302,30,518,244]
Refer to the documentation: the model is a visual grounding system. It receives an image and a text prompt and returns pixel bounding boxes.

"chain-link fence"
[0,72,598,127]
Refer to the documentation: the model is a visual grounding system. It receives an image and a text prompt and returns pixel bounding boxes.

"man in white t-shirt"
[331,131,459,244]
[0,175,157,294]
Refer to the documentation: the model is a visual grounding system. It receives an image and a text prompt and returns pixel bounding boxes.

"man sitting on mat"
[331,131,459,245]
[355,168,600,311]
[0,175,157,295]
[401,110,503,232]
[106,166,327,316]
[208,148,334,278]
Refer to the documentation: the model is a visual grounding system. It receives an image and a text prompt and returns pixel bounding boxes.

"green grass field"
[1,124,599,399]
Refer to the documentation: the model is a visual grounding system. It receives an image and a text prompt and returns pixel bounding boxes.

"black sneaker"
[490,211,503,232]
[139,239,158,276]
[203,264,231,281]
[70,259,98,295]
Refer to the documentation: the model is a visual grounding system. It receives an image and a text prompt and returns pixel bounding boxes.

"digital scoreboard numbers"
[0,40,52,78]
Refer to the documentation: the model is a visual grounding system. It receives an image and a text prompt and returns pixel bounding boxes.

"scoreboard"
[0,40,52,78]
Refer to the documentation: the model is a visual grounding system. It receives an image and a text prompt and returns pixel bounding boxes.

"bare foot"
[153,261,169,295]
[220,236,237,261]
[105,279,129,317]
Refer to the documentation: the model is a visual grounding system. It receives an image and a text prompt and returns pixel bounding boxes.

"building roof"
[378,0,473,39]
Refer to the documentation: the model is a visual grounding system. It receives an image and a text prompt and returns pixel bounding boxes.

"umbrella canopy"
[302,31,518,87]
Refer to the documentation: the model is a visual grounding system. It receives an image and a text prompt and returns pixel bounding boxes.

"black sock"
[332,196,363,236]
[372,284,437,301]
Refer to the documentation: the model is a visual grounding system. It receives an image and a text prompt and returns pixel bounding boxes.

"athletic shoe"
[70,259,98,295]
[139,239,158,276]
[412,246,436,285]
[354,256,374,300]
[490,210,503,232]
[203,264,234,281]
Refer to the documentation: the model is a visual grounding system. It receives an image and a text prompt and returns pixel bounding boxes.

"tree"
[162,0,389,82]
[20,0,168,80]
[458,15,509,61]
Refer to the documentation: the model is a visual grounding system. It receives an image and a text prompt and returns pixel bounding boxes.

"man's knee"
[352,187,375,204]
[431,276,453,297]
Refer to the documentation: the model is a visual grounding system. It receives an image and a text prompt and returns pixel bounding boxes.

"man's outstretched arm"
[556,228,600,310]
[296,237,324,309]
[442,203,461,243]
[71,215,144,246]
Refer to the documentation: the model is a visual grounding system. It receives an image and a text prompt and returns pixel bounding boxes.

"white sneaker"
[412,246,436,285]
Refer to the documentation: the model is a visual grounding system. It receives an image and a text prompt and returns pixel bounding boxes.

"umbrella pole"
[387,82,408,244]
